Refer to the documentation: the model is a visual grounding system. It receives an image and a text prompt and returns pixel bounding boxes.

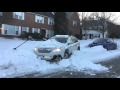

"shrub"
[75,34,80,39]
[109,33,120,39]
[23,33,43,40]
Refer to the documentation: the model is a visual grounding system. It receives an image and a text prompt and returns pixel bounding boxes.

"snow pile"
[0,37,120,78]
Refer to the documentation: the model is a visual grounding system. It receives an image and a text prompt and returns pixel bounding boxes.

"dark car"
[88,38,117,50]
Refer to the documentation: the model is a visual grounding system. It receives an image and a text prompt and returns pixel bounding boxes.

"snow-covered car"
[88,38,117,50]
[34,35,80,62]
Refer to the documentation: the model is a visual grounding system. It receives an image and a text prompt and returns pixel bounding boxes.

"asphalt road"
[16,56,120,78]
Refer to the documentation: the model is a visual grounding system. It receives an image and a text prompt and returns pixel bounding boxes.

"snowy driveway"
[17,56,120,78]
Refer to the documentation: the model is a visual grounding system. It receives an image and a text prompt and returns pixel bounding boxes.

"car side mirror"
[67,43,71,45]
[67,43,70,45]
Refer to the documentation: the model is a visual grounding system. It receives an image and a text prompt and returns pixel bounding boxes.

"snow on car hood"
[37,39,66,48]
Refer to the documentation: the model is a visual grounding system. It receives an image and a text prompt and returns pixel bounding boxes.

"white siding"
[18,26,21,36]
[38,29,40,33]
[27,27,29,32]
[23,12,25,20]
[1,24,4,35]
[32,28,34,33]
[46,30,49,38]
[42,17,44,24]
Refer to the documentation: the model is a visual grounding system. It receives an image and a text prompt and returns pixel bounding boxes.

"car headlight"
[53,48,62,52]
[34,48,38,51]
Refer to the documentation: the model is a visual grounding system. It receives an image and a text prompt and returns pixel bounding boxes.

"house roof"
[31,12,54,17]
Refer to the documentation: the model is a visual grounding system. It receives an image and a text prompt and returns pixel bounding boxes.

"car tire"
[77,46,80,51]
[103,45,109,51]
[51,55,62,63]
[63,50,70,59]
[55,56,62,61]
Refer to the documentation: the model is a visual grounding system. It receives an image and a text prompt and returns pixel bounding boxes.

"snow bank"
[0,37,120,78]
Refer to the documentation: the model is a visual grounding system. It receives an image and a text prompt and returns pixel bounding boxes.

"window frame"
[32,28,40,33]
[35,15,44,24]
[13,12,24,20]
[73,20,77,26]
[48,17,54,25]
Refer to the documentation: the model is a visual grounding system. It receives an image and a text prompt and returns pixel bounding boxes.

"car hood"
[37,39,66,49]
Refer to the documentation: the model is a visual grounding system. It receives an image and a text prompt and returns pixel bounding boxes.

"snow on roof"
[55,35,69,38]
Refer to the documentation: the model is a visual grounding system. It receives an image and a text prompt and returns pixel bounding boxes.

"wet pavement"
[16,56,120,78]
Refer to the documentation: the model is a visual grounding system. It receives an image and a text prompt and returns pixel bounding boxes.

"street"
[16,56,120,78]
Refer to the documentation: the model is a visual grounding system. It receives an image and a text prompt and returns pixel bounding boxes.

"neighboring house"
[0,12,54,38]
[82,20,108,39]
[66,12,80,36]
[82,29,107,39]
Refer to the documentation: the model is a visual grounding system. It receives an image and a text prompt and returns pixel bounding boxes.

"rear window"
[93,39,107,43]
[55,37,68,43]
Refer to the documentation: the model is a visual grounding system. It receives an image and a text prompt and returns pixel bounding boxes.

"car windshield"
[93,38,108,43]
[55,37,68,43]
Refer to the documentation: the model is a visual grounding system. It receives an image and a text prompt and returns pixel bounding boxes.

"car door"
[67,36,74,54]
[71,37,79,51]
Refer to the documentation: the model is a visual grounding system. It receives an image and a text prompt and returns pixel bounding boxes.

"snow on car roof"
[55,35,69,38]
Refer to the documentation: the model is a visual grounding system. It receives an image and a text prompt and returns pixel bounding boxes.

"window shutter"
[18,26,21,36]
[42,17,44,24]
[1,24,4,35]
[35,15,37,22]
[48,18,50,25]
[27,27,29,33]
[13,12,15,18]
[38,29,40,33]
[32,28,34,33]
[22,12,24,20]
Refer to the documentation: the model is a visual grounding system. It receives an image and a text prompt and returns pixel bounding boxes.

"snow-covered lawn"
[0,37,120,78]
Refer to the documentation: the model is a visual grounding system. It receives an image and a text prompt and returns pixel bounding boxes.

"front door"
[41,29,46,38]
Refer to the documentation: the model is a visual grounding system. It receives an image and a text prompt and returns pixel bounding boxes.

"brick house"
[66,12,80,36]
[0,12,54,38]
[0,12,80,38]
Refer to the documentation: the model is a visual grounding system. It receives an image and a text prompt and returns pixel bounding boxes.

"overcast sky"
[113,12,120,25]
[78,12,120,25]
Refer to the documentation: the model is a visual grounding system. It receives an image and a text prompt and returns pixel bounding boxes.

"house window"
[0,12,3,16]
[32,28,40,33]
[73,20,77,26]
[22,27,29,34]
[13,12,24,20]
[2,24,20,36]
[48,18,54,25]
[35,15,44,24]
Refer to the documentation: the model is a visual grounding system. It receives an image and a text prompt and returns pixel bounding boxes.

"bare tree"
[79,12,91,39]
[90,12,118,38]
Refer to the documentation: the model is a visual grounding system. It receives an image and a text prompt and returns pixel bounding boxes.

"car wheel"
[106,46,109,51]
[51,56,62,63]
[55,56,62,61]
[63,51,69,59]
[77,46,80,51]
